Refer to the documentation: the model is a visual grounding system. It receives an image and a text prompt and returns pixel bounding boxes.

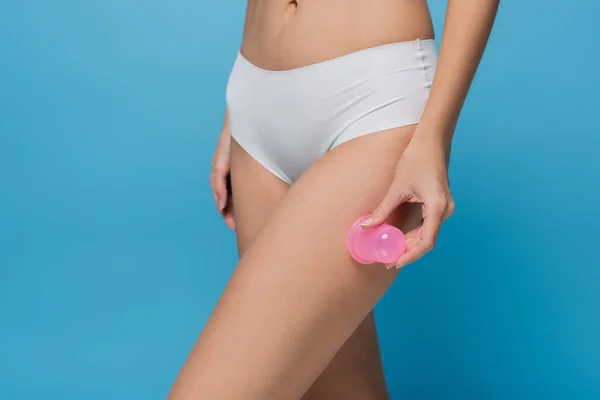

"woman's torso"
[240,0,434,71]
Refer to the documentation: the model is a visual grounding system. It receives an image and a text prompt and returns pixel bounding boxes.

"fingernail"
[218,200,225,211]
[395,263,405,270]
[360,217,373,228]
[385,263,395,270]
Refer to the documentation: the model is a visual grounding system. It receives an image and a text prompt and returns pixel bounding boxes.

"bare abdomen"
[240,0,435,71]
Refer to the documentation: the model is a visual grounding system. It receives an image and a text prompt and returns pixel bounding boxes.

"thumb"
[360,185,404,228]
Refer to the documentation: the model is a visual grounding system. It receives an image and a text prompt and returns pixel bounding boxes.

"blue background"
[1,1,599,399]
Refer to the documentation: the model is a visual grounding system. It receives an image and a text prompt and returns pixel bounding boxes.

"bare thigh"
[302,311,389,400]
[228,139,289,254]
[229,140,391,400]
[169,125,420,399]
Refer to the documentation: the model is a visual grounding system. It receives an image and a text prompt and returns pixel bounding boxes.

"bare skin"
[171,0,499,398]
[176,126,418,400]
[229,138,396,399]
[209,110,394,399]
[240,0,435,71]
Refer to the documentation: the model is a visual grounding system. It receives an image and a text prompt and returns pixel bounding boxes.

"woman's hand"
[360,134,455,269]
[210,121,236,231]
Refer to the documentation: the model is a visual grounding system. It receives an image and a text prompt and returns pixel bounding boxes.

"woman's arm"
[210,1,260,231]
[417,0,500,147]
[361,0,500,268]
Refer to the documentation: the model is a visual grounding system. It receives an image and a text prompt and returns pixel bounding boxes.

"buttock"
[225,39,437,185]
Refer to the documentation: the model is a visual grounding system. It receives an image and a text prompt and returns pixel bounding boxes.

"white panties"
[226,39,437,185]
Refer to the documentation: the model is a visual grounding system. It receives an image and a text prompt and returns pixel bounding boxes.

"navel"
[283,0,298,23]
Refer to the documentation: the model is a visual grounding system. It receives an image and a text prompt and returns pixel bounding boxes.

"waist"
[241,0,434,71]
[226,38,437,132]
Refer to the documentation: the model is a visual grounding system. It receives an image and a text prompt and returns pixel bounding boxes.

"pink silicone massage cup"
[347,215,407,265]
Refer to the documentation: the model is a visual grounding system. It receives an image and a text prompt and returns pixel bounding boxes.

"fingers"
[210,128,236,230]
[360,184,406,228]
[360,182,454,269]
[210,128,232,212]
[420,195,447,247]
[223,209,236,231]
[394,192,453,269]
[211,168,236,231]
[443,198,456,221]
[210,163,229,212]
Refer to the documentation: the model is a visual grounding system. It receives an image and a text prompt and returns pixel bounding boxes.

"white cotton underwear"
[225,38,437,185]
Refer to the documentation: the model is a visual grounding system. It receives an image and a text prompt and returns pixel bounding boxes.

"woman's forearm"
[417,0,500,145]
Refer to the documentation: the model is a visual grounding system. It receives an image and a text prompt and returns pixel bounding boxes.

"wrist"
[413,123,454,149]
[410,124,453,168]
[415,107,456,147]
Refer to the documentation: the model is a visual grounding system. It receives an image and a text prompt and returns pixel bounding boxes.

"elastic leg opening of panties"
[230,135,294,186]
[330,122,419,152]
